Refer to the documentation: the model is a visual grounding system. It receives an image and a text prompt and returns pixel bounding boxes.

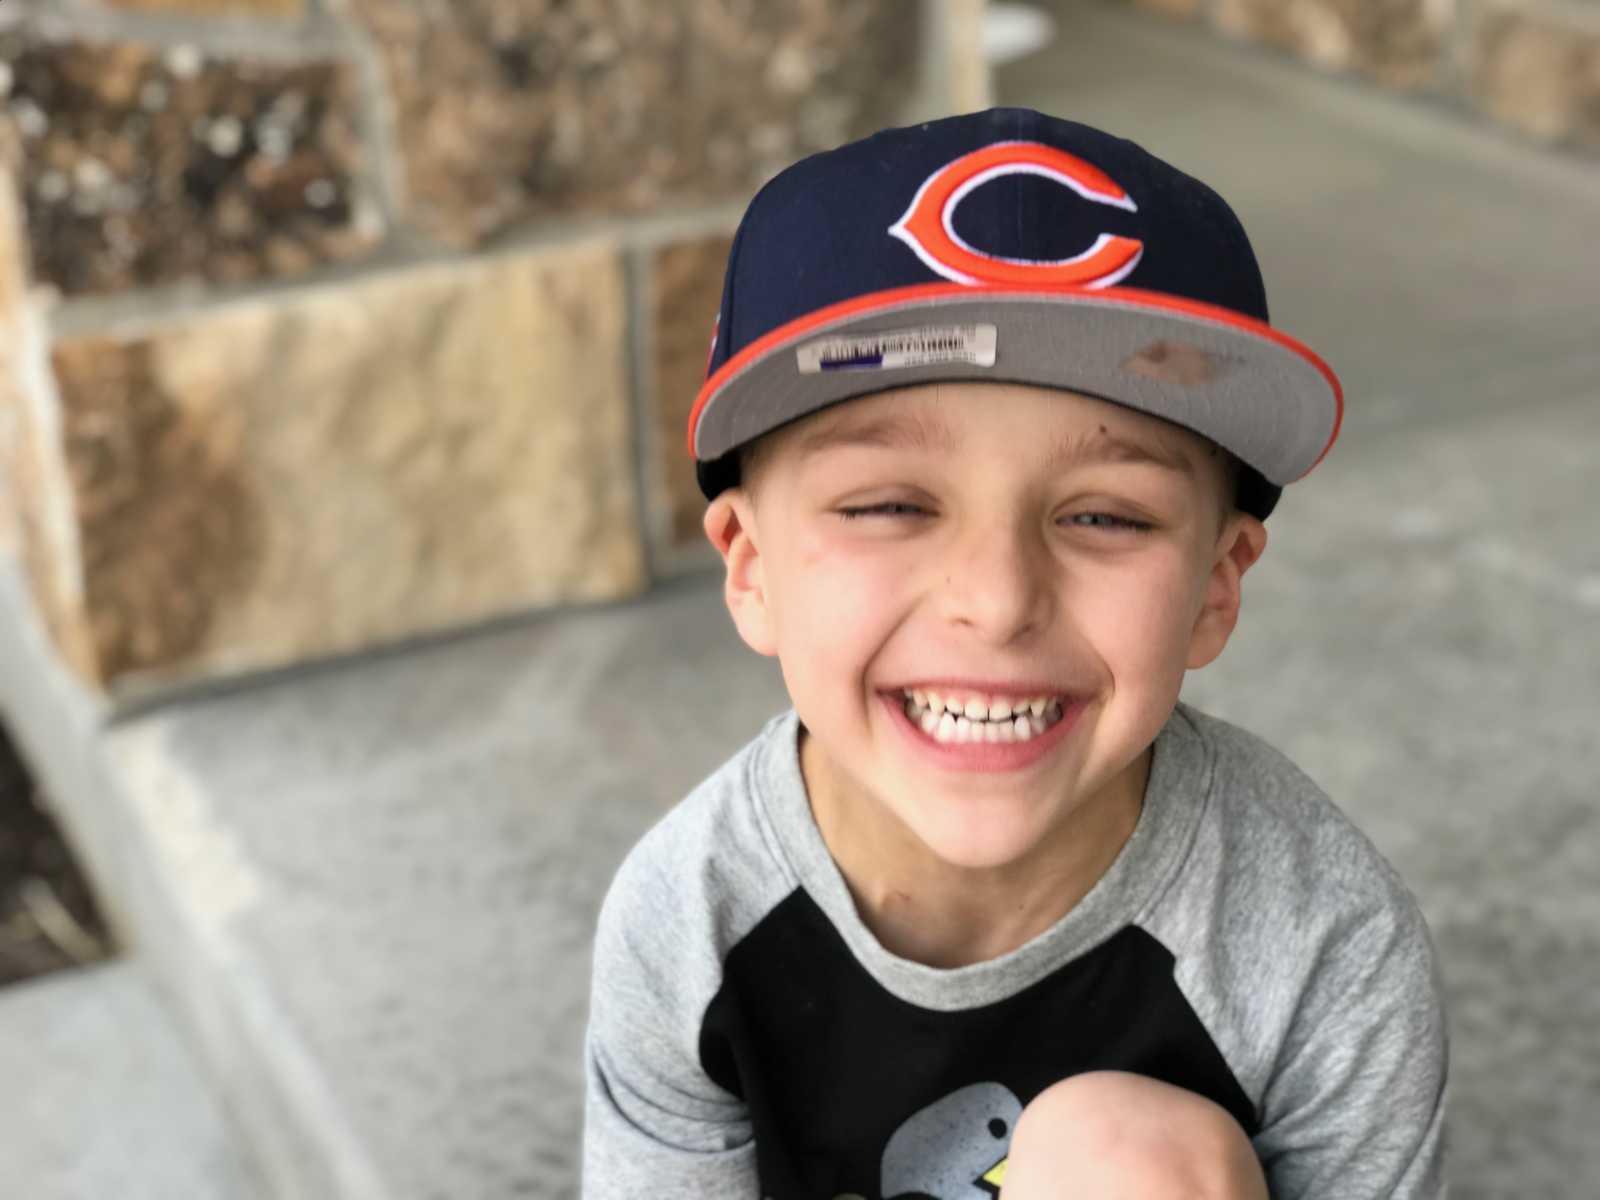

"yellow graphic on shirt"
[980,1155,1008,1190]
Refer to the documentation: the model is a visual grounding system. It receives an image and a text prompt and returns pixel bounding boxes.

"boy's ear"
[703,489,779,657]
[1186,514,1268,670]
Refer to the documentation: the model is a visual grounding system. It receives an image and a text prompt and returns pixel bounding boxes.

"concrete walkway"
[0,961,266,1199]
[2,4,1595,1197]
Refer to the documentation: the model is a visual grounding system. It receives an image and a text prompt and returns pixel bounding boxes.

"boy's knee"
[1001,1071,1266,1200]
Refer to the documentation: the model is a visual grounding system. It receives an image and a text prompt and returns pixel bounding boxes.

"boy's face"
[705,381,1266,877]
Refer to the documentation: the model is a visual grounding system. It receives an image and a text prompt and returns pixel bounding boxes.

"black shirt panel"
[699,887,1256,1200]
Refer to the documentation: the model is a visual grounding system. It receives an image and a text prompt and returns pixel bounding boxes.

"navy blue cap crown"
[705,108,1268,383]
[691,108,1343,520]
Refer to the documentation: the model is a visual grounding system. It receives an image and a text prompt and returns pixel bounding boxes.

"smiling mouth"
[899,689,1067,745]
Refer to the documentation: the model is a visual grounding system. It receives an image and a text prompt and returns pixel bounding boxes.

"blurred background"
[0,0,1595,1196]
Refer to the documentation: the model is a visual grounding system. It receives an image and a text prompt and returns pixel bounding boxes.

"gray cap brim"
[691,289,1341,488]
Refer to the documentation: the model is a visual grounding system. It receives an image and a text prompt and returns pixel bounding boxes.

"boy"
[583,108,1448,1198]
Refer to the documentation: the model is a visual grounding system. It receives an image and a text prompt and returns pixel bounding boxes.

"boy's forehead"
[781,383,1205,477]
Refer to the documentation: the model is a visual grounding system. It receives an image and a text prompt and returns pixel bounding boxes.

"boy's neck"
[799,730,1149,970]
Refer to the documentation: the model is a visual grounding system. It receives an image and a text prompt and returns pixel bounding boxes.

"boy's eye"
[1064,512,1153,533]
[836,502,927,521]
[835,505,1152,533]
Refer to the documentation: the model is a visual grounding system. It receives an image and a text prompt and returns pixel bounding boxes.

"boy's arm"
[1254,886,1450,1198]
[581,851,759,1200]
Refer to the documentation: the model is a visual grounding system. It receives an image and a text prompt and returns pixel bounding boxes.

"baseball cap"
[687,107,1343,520]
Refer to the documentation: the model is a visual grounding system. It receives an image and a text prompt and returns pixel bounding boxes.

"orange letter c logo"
[888,141,1143,288]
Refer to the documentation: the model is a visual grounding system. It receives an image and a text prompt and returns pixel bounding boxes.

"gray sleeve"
[580,842,760,1200]
[1146,708,1450,1199]
[580,734,798,1200]
[1254,883,1450,1199]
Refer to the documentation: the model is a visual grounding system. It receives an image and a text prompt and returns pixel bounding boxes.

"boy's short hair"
[690,108,1342,523]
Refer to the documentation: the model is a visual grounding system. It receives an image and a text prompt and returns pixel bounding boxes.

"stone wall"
[0,0,990,701]
[1124,0,1600,153]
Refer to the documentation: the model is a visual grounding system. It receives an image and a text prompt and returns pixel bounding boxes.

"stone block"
[90,0,304,15]
[1468,3,1600,147]
[1130,0,1205,20]
[0,156,27,562]
[939,0,996,110]
[339,0,921,247]
[92,0,302,12]
[1213,0,1449,88]
[649,233,732,551]
[37,239,643,694]
[0,142,101,681]
[0,32,374,295]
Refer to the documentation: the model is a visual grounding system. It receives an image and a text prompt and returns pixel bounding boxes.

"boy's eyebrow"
[798,410,1196,477]
[1048,428,1197,477]
[795,412,956,456]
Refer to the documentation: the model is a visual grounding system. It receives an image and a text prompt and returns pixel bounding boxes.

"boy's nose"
[936,519,1056,646]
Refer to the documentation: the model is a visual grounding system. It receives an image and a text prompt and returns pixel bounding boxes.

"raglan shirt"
[582,702,1449,1199]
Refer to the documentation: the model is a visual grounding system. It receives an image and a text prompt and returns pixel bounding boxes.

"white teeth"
[902,693,1061,718]
[903,687,1069,745]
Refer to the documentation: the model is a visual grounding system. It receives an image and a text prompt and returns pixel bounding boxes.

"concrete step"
[0,960,266,1199]
[0,549,791,1200]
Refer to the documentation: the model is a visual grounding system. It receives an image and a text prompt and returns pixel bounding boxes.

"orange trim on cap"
[686,281,1344,477]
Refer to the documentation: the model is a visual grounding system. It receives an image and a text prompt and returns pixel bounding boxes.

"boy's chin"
[905,807,1059,874]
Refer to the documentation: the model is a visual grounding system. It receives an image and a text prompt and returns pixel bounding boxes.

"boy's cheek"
[1097,562,1198,632]
[784,565,903,653]
[774,565,906,689]
[790,515,905,569]
[1086,575,1199,660]
[781,519,913,603]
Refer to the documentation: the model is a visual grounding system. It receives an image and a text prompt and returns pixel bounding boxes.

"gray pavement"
[96,574,793,1200]
[3,4,1597,1197]
[0,961,266,1199]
